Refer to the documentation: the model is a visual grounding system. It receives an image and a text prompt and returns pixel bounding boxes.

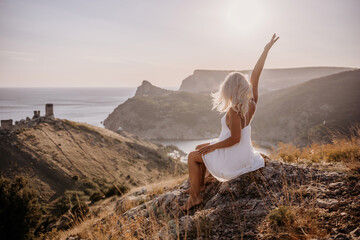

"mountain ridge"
[104,67,359,145]
[179,66,355,94]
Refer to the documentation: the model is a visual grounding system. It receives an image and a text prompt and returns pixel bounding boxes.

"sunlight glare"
[225,0,265,36]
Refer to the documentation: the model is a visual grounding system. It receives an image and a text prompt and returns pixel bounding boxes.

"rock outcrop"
[79,156,360,239]
[135,80,175,97]
[104,90,221,140]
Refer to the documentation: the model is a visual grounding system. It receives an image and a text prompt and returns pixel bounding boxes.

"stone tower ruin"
[33,110,40,119]
[45,103,54,119]
[1,119,13,130]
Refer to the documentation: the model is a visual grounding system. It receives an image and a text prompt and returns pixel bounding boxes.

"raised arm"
[250,33,279,103]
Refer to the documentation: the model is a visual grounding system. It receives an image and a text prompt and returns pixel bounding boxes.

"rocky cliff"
[135,80,176,97]
[104,90,221,140]
[61,155,360,239]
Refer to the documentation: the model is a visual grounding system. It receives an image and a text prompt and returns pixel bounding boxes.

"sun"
[225,0,265,35]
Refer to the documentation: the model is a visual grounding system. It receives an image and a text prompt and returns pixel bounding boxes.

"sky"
[0,0,359,88]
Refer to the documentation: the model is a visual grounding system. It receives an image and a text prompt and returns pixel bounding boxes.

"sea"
[0,87,139,127]
[0,87,268,155]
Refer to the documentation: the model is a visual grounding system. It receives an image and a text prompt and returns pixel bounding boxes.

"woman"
[181,33,280,211]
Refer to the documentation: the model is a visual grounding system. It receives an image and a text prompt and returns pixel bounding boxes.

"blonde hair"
[210,72,253,119]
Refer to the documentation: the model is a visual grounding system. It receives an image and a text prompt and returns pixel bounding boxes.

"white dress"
[202,113,265,182]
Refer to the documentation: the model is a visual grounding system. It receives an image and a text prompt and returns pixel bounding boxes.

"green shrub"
[0,176,42,240]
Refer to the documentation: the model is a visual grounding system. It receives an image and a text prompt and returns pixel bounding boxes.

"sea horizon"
[0,86,269,155]
[0,86,180,89]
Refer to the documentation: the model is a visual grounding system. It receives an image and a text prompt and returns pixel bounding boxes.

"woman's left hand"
[264,33,280,52]
[197,145,216,155]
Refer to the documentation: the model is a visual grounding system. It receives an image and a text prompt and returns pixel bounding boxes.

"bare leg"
[182,144,209,193]
[195,143,209,189]
[181,151,204,211]
[183,164,206,194]
[200,162,206,187]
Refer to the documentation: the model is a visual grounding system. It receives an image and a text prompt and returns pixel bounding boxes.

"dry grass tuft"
[58,199,180,239]
[43,175,190,239]
[270,124,360,173]
[258,125,360,239]
[262,205,327,240]
[258,167,329,239]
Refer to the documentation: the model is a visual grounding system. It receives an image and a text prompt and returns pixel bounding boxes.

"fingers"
[197,146,215,155]
[200,149,211,155]
[269,34,279,46]
[197,149,204,154]
[271,33,279,42]
[198,148,207,155]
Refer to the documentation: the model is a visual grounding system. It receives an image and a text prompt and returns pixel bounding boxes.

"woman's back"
[225,99,257,131]
[202,99,264,182]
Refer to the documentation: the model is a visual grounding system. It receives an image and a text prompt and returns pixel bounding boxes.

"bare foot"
[182,185,205,194]
[180,196,203,211]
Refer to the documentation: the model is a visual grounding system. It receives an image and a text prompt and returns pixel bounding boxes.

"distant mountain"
[104,67,359,145]
[251,69,360,147]
[0,118,186,202]
[179,67,355,94]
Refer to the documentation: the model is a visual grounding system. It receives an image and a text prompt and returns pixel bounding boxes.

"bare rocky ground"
[65,155,360,240]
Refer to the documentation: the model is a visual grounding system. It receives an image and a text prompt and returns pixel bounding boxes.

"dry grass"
[145,175,188,196]
[257,166,329,239]
[70,202,180,239]
[258,126,360,239]
[39,126,360,239]
[41,175,189,239]
[270,124,360,173]
[41,170,331,240]
[261,205,327,240]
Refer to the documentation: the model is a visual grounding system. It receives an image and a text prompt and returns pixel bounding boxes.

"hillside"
[57,153,360,239]
[0,117,187,203]
[104,91,221,140]
[252,69,360,147]
[179,67,355,94]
